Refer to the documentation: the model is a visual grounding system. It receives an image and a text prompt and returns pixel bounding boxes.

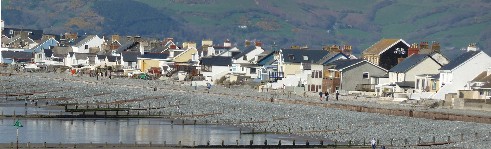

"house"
[199,56,232,83]
[121,52,141,69]
[306,52,350,93]
[173,42,199,63]
[137,53,171,73]
[64,52,96,67]
[207,39,238,56]
[29,37,59,53]
[265,48,329,88]
[468,68,491,99]
[322,59,387,93]
[388,53,448,85]
[0,50,34,64]
[432,49,491,100]
[230,41,265,78]
[3,33,37,49]
[2,28,43,41]
[95,55,121,67]
[362,39,410,70]
[71,35,104,53]
[257,51,279,82]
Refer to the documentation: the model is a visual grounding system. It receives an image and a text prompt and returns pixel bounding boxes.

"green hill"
[2,0,491,58]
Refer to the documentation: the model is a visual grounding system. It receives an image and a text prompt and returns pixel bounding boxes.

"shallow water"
[0,118,316,146]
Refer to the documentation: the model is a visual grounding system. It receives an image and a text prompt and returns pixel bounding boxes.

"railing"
[269,72,284,78]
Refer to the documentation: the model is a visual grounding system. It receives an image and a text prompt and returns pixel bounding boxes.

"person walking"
[324,91,329,101]
[371,138,376,149]
[318,92,323,101]
[336,91,339,101]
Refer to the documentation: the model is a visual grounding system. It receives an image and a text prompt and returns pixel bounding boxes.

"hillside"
[2,0,491,58]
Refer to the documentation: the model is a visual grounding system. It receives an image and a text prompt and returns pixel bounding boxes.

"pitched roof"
[257,51,276,66]
[325,59,364,70]
[200,56,232,66]
[440,51,481,70]
[363,39,405,55]
[319,52,349,64]
[233,46,256,59]
[106,55,121,62]
[116,41,138,53]
[74,53,95,60]
[1,51,33,59]
[2,28,43,40]
[389,54,429,73]
[141,53,169,59]
[122,52,141,62]
[73,35,96,47]
[282,49,329,63]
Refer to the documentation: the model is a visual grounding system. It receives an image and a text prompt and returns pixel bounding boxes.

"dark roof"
[149,46,167,53]
[116,41,138,53]
[233,46,256,59]
[281,49,329,63]
[122,52,141,62]
[2,28,43,40]
[440,51,481,70]
[389,54,429,73]
[74,35,96,47]
[44,49,53,57]
[74,53,95,60]
[257,51,276,66]
[482,82,491,89]
[325,59,364,70]
[319,52,349,64]
[200,56,232,66]
[141,53,169,59]
[106,56,121,62]
[1,51,33,59]
[396,81,415,88]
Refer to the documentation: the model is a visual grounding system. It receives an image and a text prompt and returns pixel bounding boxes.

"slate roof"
[282,49,329,63]
[116,41,138,53]
[141,53,169,59]
[363,39,401,55]
[481,83,491,89]
[389,54,429,73]
[74,53,95,60]
[440,51,481,70]
[257,51,275,66]
[2,28,43,40]
[318,52,349,64]
[200,56,232,66]
[73,35,96,47]
[122,52,141,62]
[232,46,255,59]
[149,46,166,53]
[1,51,33,59]
[325,59,364,70]
[106,55,121,62]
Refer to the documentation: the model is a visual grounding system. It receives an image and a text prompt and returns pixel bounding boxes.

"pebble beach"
[1,71,491,148]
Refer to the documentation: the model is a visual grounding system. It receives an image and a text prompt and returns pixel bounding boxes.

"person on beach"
[336,91,339,101]
[371,138,376,149]
[324,91,329,101]
[318,92,323,101]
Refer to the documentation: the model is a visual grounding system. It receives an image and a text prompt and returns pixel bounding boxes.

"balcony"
[269,72,284,78]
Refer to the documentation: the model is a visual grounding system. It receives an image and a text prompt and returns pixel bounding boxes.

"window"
[416,79,420,90]
[314,71,318,78]
[311,72,314,78]
[303,55,308,61]
[288,54,294,60]
[363,72,369,79]
[85,45,89,49]
[319,71,322,78]
[243,55,247,60]
[250,68,256,74]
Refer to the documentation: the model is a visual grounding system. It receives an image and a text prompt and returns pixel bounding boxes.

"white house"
[71,35,104,53]
[433,50,491,100]
[200,56,232,83]
[230,44,265,78]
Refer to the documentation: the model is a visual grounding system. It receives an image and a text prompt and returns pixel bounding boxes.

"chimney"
[420,41,429,49]
[407,43,419,56]
[224,39,231,47]
[245,40,251,47]
[255,41,262,47]
[467,43,478,52]
[431,41,440,53]
[342,45,352,56]
[202,39,213,47]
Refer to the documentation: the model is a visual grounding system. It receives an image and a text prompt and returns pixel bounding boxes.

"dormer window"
[85,45,89,49]
[303,55,308,61]
[288,54,294,60]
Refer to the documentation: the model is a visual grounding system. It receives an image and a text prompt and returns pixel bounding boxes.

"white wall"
[202,66,230,82]
[234,46,264,64]
[433,51,491,100]
[404,58,442,82]
[73,35,104,53]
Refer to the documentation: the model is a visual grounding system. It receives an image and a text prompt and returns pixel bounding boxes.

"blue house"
[30,37,59,52]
